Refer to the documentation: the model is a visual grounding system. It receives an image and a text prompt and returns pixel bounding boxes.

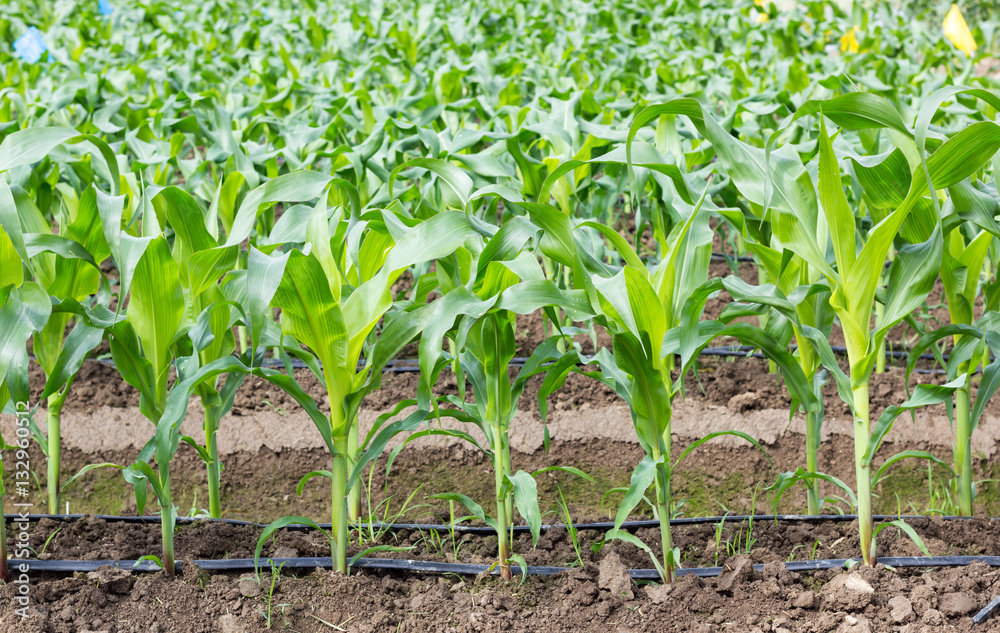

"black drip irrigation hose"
[30,343,973,376]
[7,512,998,534]
[977,596,1000,624]
[710,252,755,263]
[9,514,1000,620]
[9,555,1000,582]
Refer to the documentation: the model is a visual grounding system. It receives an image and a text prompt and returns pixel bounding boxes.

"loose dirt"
[2,549,999,632]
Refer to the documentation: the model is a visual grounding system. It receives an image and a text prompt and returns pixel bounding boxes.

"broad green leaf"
[505,470,542,546]
[128,236,183,402]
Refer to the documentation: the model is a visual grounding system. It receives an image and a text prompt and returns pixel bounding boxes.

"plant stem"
[653,463,674,583]
[204,404,223,519]
[45,387,68,515]
[347,421,360,523]
[796,335,821,516]
[331,435,349,574]
[955,379,973,516]
[805,409,821,515]
[492,422,511,580]
[875,301,886,374]
[158,459,176,577]
[502,437,513,521]
[852,384,875,566]
[651,371,674,583]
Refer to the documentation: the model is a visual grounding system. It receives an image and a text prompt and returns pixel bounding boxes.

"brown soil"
[10,512,1000,571]
[1,546,999,632]
[30,354,993,423]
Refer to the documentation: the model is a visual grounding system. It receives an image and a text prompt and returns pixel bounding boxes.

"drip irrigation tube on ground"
[28,343,966,375]
[7,513,998,534]
[10,554,1000,580]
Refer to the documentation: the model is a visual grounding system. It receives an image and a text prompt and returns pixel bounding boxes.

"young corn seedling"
[712,245,834,515]
[561,151,817,581]
[719,90,999,564]
[151,184,246,518]
[244,173,484,573]
[89,177,347,577]
[895,143,1000,516]
[0,128,120,513]
[424,320,592,580]
[395,246,594,578]
[0,283,52,582]
[18,188,109,515]
[639,91,999,562]
[545,104,825,582]
[904,311,1000,516]
[60,187,262,576]
[87,226,187,575]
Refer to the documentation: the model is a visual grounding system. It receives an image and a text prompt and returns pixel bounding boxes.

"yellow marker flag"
[840,26,860,54]
[943,4,977,56]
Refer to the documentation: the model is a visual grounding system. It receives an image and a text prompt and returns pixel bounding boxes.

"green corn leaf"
[675,430,772,470]
[505,470,542,546]
[39,323,103,399]
[432,493,499,533]
[295,470,333,496]
[872,451,955,488]
[254,516,332,576]
[863,377,966,467]
[611,454,659,532]
[817,117,857,275]
[389,157,473,209]
[873,519,931,557]
[226,171,333,247]
[128,235,184,399]
[0,283,52,390]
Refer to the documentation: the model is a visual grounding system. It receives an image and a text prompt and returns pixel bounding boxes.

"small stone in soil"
[643,583,673,604]
[837,614,871,633]
[889,595,914,623]
[938,592,977,616]
[716,554,754,594]
[792,590,816,609]
[597,551,634,600]
[238,576,262,598]
[922,608,945,625]
[822,573,874,611]
[218,614,240,633]
[86,566,134,595]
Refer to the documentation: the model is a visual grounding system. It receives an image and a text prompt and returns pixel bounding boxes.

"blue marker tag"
[13,27,47,64]
[99,0,113,15]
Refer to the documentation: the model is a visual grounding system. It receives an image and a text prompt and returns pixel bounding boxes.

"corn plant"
[885,87,1000,516]
[52,176,344,576]
[149,184,246,518]
[541,125,821,580]
[575,252,816,580]
[405,301,593,579]
[241,175,483,573]
[0,128,119,513]
[903,313,1000,515]
[0,283,51,582]
[94,230,186,574]
[729,91,1000,564]
[901,177,1000,515]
